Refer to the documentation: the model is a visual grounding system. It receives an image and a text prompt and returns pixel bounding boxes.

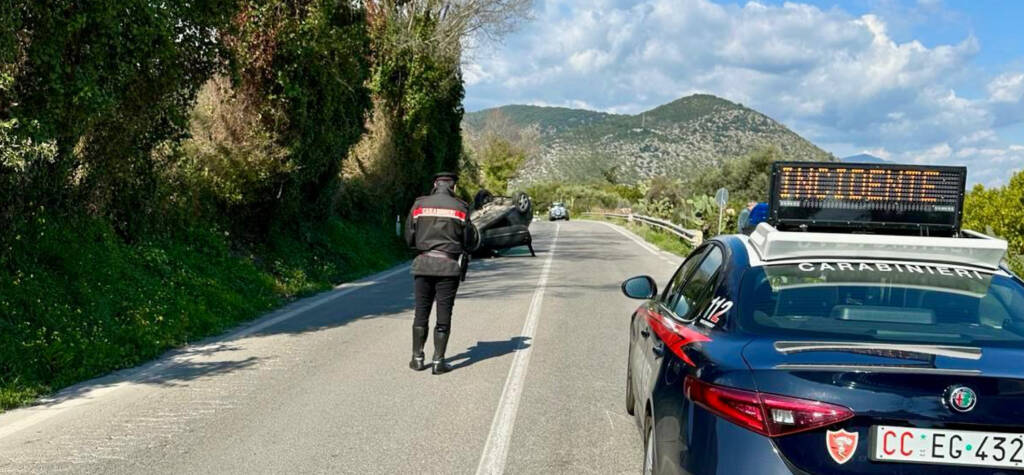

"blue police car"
[622,162,1024,474]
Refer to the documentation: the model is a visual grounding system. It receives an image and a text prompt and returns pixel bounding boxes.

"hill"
[841,153,888,163]
[464,94,835,185]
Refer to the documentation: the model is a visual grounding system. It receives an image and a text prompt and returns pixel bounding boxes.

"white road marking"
[0,263,411,442]
[591,220,680,265]
[475,224,560,475]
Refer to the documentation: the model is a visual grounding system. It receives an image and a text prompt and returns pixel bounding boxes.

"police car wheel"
[625,360,635,415]
[643,417,654,475]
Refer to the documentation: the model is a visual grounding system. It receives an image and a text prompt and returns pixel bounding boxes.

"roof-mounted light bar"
[748,223,1008,270]
[768,161,967,235]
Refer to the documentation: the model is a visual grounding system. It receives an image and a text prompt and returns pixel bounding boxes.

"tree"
[964,170,1024,274]
[479,135,526,193]
[365,0,532,57]
[169,0,373,236]
[342,0,532,218]
[691,147,781,203]
[5,0,235,232]
[463,109,539,192]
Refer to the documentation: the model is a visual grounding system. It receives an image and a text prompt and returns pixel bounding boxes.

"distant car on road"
[620,161,1024,474]
[548,202,569,221]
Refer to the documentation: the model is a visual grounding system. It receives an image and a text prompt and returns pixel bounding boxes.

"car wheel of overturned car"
[512,191,533,219]
[473,189,494,210]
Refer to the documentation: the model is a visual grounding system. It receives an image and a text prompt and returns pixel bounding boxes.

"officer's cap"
[433,172,458,183]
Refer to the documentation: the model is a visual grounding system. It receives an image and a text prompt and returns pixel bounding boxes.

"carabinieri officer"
[404,172,473,374]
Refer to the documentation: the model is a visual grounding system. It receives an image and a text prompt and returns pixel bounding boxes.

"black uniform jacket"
[405,185,472,277]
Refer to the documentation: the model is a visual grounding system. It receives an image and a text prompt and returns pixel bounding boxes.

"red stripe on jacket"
[412,207,467,221]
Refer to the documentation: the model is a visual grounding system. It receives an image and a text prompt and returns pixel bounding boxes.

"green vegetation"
[585,215,692,257]
[643,94,745,125]
[619,220,693,257]
[688,147,781,203]
[462,104,614,135]
[526,182,639,213]
[1,1,526,410]
[0,214,406,410]
[964,171,1024,275]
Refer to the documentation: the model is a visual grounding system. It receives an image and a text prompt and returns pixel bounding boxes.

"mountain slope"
[464,94,835,185]
[841,153,888,163]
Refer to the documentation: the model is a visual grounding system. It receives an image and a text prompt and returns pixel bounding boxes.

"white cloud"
[896,143,1024,187]
[465,0,1024,185]
[462,63,491,87]
[912,143,954,164]
[957,129,997,145]
[988,73,1024,103]
[568,49,613,73]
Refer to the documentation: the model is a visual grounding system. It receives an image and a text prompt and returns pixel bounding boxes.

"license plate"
[872,425,1024,470]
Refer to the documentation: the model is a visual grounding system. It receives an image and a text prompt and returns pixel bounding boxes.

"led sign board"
[768,162,967,234]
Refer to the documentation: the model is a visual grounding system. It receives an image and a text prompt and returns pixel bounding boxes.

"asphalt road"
[0,220,682,474]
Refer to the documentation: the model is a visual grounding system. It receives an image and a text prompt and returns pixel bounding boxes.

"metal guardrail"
[584,212,703,246]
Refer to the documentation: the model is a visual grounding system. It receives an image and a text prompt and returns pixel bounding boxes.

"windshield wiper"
[773,341,982,360]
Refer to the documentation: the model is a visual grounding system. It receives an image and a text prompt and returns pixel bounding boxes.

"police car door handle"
[652,343,665,357]
[640,328,651,338]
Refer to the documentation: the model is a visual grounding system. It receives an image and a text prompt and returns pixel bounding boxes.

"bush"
[0,119,58,226]
[688,146,781,203]
[964,171,1024,274]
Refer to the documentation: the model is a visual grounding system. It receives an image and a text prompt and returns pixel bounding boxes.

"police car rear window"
[737,262,1024,345]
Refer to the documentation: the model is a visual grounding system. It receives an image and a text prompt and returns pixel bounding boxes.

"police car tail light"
[759,393,854,437]
[685,376,766,435]
[685,376,854,437]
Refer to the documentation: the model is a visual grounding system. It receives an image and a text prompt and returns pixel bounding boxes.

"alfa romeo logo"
[946,385,977,413]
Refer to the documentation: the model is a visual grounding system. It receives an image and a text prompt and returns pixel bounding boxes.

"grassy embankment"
[0,216,408,411]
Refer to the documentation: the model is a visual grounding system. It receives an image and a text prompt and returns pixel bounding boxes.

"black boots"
[432,328,451,375]
[410,326,429,371]
[413,325,451,374]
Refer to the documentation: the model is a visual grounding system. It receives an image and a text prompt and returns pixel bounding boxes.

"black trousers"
[413,275,461,332]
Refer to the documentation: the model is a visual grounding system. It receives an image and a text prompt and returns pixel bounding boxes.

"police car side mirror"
[622,276,658,300]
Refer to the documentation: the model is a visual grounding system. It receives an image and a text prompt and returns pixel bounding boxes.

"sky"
[463,0,1024,187]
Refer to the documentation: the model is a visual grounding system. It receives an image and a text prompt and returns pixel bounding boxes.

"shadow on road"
[31,343,264,407]
[21,222,655,409]
[446,336,531,371]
